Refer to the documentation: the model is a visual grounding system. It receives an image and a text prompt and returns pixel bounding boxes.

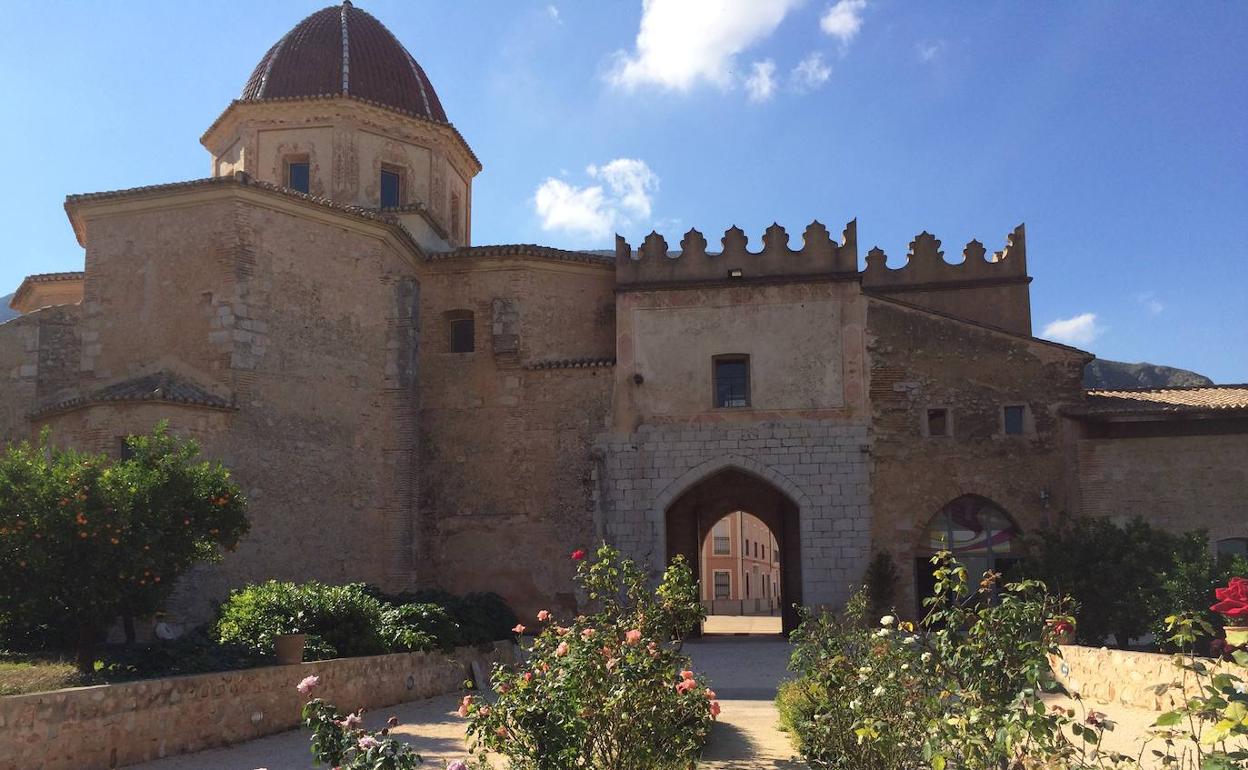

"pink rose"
[680,670,695,681]
[343,712,362,729]
[537,610,551,622]
[512,623,526,635]
[704,688,716,699]
[457,695,472,718]
[710,701,721,719]
[581,628,596,639]
[447,762,470,770]
[357,735,379,750]
[624,629,642,645]
[296,675,320,695]
[555,641,570,657]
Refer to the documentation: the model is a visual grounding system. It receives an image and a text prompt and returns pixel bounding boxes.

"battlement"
[861,224,1028,290]
[615,220,858,286]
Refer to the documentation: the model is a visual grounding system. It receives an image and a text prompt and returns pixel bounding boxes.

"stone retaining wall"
[0,641,514,770]
[1050,645,1235,712]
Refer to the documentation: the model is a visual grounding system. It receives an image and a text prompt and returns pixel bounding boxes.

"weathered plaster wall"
[866,297,1089,615]
[255,125,335,197]
[1075,431,1248,543]
[0,642,514,770]
[418,257,616,619]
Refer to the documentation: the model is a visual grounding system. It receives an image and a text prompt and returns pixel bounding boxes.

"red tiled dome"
[241,1,448,123]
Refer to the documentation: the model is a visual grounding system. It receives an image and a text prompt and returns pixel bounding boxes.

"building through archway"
[914,495,1021,615]
[664,467,802,633]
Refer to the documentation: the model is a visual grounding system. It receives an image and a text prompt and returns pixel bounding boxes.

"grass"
[0,657,90,697]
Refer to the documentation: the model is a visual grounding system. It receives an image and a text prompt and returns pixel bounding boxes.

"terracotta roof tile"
[1078,385,1248,415]
[33,371,235,419]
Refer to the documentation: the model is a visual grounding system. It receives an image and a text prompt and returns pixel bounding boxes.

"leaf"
[931,755,946,770]
[1154,710,1184,727]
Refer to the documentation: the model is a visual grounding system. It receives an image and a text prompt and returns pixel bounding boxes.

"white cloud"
[745,59,777,102]
[545,4,561,23]
[1136,291,1165,315]
[608,0,801,92]
[791,52,831,90]
[534,158,659,241]
[819,0,867,45]
[1042,313,1103,346]
[916,40,945,63]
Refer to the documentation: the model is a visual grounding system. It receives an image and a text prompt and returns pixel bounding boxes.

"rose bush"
[297,675,423,770]
[462,544,717,770]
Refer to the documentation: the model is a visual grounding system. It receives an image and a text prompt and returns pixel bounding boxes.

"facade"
[700,511,781,614]
[2,2,1245,632]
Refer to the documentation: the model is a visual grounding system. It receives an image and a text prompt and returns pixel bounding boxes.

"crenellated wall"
[616,220,858,287]
[861,224,1032,335]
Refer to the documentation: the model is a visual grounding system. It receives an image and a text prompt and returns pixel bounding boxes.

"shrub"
[297,674,422,770]
[378,603,457,653]
[216,581,388,660]
[462,544,716,770]
[782,553,1077,769]
[863,550,898,621]
[0,424,248,670]
[372,588,518,646]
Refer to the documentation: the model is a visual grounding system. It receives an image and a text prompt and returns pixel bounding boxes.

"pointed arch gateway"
[660,460,805,634]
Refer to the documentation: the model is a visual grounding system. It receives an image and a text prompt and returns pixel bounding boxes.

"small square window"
[1004,405,1027,435]
[449,317,475,353]
[926,408,950,437]
[713,536,730,555]
[714,355,750,408]
[380,169,402,208]
[713,571,731,600]
[286,161,310,194]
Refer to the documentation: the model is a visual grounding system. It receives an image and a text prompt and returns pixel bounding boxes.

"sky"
[1,0,1245,381]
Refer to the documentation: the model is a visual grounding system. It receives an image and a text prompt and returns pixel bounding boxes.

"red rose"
[1211,576,1248,619]
[571,549,587,561]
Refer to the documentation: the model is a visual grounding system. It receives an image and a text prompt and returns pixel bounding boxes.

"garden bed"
[0,641,514,770]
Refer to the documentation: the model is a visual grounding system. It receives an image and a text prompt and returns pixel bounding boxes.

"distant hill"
[1084,359,1214,389]
[0,294,16,323]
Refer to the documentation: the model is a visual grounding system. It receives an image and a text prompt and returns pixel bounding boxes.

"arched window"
[916,495,1020,609]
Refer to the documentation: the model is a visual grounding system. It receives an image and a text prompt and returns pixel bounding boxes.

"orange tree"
[0,424,248,670]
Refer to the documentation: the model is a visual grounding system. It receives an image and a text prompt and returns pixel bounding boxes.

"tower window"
[451,191,462,242]
[380,168,403,208]
[446,310,475,353]
[1003,405,1029,435]
[926,407,951,437]
[713,355,750,408]
[286,159,310,194]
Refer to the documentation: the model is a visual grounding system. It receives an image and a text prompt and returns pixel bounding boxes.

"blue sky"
[2,1,1245,381]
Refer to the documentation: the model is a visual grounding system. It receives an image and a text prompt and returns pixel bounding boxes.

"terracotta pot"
[274,633,307,665]
[1225,625,1248,648]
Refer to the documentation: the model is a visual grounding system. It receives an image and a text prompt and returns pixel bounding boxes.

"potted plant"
[274,609,308,665]
[1211,576,1248,647]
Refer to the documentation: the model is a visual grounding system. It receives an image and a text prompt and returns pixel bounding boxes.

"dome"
[240,1,448,123]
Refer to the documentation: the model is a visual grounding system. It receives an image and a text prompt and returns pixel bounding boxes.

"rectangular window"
[286,160,310,194]
[713,355,750,408]
[713,571,731,600]
[712,520,730,555]
[380,169,402,208]
[1004,405,1027,435]
[745,572,750,599]
[744,538,750,555]
[926,408,950,437]
[449,317,475,353]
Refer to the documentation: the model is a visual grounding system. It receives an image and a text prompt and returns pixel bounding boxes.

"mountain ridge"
[1083,359,1214,389]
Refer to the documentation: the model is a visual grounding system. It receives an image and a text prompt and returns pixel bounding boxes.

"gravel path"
[132,636,800,769]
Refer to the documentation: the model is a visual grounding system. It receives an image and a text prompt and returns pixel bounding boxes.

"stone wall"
[417,254,616,620]
[1050,645,1235,712]
[0,642,513,770]
[596,420,872,610]
[866,296,1090,616]
[1075,432,1248,544]
[0,304,82,445]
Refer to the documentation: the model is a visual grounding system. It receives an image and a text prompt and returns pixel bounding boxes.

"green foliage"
[781,553,1077,769]
[377,588,519,647]
[1019,516,1209,648]
[1151,549,1248,653]
[216,581,389,660]
[463,544,715,770]
[378,603,456,653]
[299,677,421,769]
[0,424,248,668]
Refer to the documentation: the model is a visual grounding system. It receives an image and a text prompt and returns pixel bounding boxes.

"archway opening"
[914,495,1021,616]
[664,467,802,635]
